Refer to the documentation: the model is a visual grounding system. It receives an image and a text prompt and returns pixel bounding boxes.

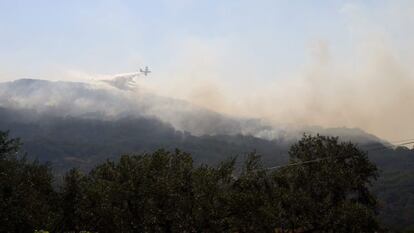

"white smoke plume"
[1,1,413,142]
[132,2,414,142]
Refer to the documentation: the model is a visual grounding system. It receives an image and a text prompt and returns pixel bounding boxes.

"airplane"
[140,66,151,76]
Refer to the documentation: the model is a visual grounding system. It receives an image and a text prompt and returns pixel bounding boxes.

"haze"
[1,0,413,141]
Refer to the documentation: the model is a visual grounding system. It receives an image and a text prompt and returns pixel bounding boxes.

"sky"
[0,0,375,80]
[1,0,414,141]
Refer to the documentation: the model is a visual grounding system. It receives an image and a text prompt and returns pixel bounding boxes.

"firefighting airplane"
[140,66,151,76]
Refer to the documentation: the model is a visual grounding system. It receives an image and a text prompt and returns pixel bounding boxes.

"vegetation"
[0,131,57,233]
[1,131,384,232]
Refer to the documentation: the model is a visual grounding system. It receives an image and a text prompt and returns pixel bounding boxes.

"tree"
[0,130,20,160]
[226,153,282,233]
[57,168,89,232]
[191,157,236,232]
[275,134,380,232]
[0,129,383,232]
[61,149,198,233]
[0,131,56,233]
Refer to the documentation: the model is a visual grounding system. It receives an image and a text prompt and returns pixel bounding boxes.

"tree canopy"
[0,131,383,232]
[0,131,56,233]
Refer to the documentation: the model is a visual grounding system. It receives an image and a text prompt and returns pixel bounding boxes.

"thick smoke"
[130,44,413,142]
[158,43,414,141]
[135,3,414,141]
[0,77,285,138]
[1,2,412,142]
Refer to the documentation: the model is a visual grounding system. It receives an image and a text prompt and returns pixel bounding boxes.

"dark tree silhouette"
[0,131,56,233]
[275,134,380,232]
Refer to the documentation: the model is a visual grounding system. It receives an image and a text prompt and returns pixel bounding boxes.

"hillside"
[0,78,384,169]
[1,78,414,230]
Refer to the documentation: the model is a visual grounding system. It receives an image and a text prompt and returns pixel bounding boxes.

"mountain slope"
[0,78,382,142]
[0,78,385,170]
[0,78,274,136]
[0,78,413,230]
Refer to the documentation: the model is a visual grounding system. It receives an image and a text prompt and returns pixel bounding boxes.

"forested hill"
[1,107,414,230]
[0,107,288,171]
[1,78,414,230]
[0,76,385,171]
[0,78,385,141]
[0,106,385,173]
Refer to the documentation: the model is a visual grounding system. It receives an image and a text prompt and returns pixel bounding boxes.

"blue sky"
[0,0,384,81]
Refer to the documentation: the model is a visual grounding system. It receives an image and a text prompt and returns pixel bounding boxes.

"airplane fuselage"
[140,66,151,76]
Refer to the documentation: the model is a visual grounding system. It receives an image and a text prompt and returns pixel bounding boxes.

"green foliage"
[0,130,20,160]
[225,153,282,232]
[1,131,382,232]
[2,107,414,230]
[0,131,57,233]
[57,168,89,232]
[53,135,380,233]
[275,134,380,232]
